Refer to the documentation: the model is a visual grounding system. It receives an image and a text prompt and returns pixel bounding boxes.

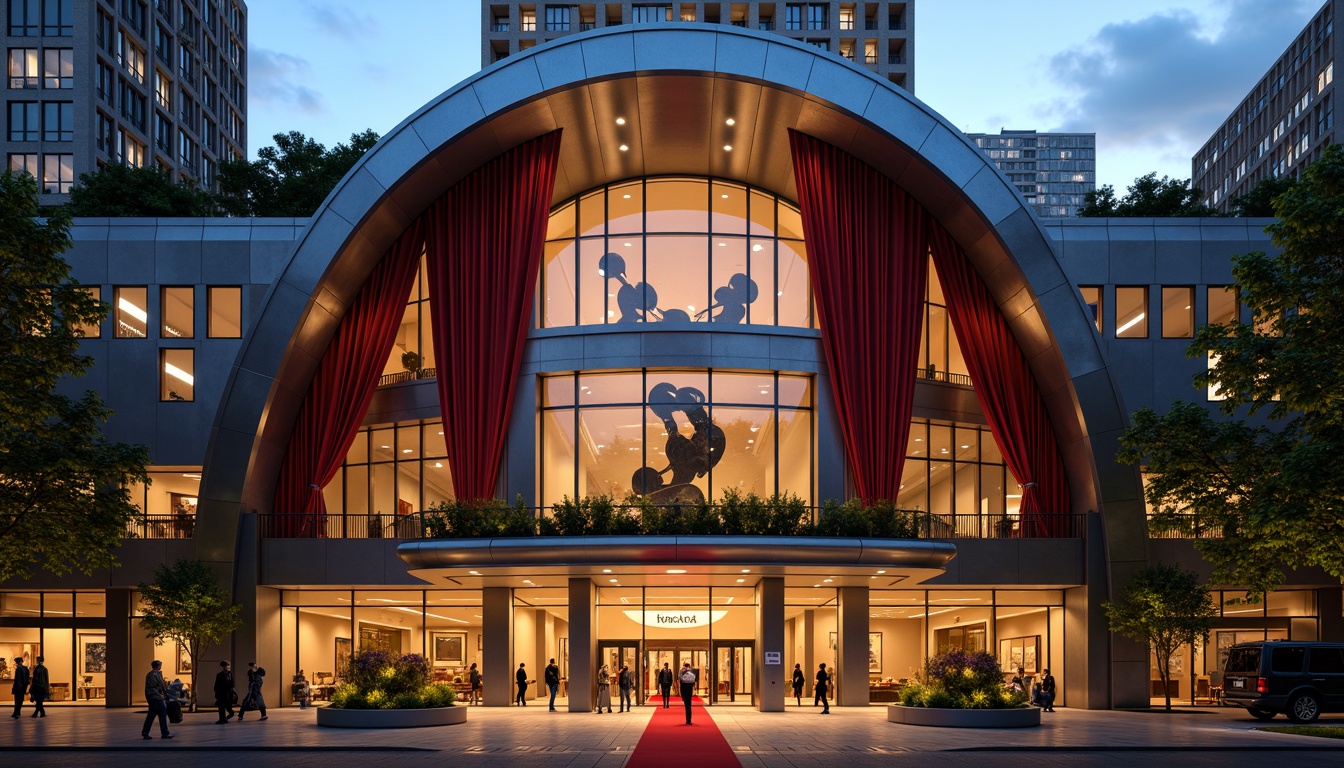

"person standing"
[815,663,830,714]
[595,664,612,713]
[468,663,482,705]
[791,663,805,707]
[10,656,29,718]
[214,661,236,723]
[544,658,561,711]
[617,665,633,712]
[678,661,696,725]
[656,663,674,708]
[141,660,172,739]
[1040,668,1057,712]
[515,662,529,706]
[293,669,312,709]
[239,661,267,720]
[29,656,49,718]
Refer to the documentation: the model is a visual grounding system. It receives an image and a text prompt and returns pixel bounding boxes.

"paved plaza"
[2,703,1343,767]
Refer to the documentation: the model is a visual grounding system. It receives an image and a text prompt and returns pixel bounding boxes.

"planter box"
[317,705,466,729]
[887,704,1040,728]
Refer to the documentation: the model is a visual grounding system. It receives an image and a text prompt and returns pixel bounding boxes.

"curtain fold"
[927,223,1071,536]
[425,130,563,502]
[272,219,427,536]
[788,130,929,502]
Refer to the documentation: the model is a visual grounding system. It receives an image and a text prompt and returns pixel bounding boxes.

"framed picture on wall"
[432,632,467,666]
[998,636,1040,674]
[335,637,352,677]
[177,642,193,675]
[80,634,107,674]
[560,637,568,678]
[828,631,837,650]
[869,632,882,673]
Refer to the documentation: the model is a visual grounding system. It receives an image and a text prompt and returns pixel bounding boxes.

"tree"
[1077,173,1221,217]
[1230,176,1296,217]
[66,163,218,217]
[0,171,150,582]
[216,129,380,217]
[1118,144,1344,596]
[1104,565,1216,712]
[138,560,243,713]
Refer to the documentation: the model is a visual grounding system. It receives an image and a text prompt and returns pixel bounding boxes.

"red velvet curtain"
[788,130,929,502]
[927,224,1071,536]
[272,219,427,536]
[425,130,562,501]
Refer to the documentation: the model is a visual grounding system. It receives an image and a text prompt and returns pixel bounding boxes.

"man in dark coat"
[515,662,528,706]
[10,657,29,718]
[815,663,830,714]
[544,658,561,711]
[29,656,49,717]
[214,660,236,723]
[657,663,674,708]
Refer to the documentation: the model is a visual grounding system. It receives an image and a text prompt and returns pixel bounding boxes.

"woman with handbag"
[595,665,612,713]
[238,662,267,721]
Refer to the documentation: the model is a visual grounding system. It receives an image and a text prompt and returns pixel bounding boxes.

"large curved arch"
[197,25,1140,636]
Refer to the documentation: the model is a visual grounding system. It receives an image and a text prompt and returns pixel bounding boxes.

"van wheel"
[1288,694,1320,723]
[1248,708,1276,720]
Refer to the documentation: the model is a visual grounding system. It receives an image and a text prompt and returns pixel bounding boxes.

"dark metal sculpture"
[631,382,726,504]
[598,252,758,325]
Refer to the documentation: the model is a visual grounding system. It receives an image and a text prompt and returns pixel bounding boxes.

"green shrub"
[329,649,450,710]
[897,649,1027,710]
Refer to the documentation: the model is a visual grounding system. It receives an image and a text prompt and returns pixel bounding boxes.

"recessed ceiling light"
[723,145,733,151]
[823,578,833,583]
[736,578,745,583]
[619,144,629,151]
[609,578,618,583]
[666,569,687,574]
[402,448,413,454]
[725,118,735,126]
[813,584,821,588]
[623,194,632,199]
[877,570,886,574]
[720,193,729,198]
[615,117,626,125]
[603,569,612,573]
[624,242,632,247]
[522,579,532,584]
[741,569,750,573]
[469,570,480,575]
[380,445,390,449]
[752,244,763,252]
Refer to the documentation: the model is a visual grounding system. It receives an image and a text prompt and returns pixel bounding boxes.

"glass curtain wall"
[0,592,106,706]
[898,419,1016,530]
[784,587,837,702]
[320,419,455,534]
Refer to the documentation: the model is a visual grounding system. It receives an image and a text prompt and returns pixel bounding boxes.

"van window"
[1225,647,1260,675]
[1308,648,1344,674]
[1271,646,1306,673]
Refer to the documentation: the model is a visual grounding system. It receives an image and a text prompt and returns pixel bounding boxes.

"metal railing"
[258,509,1085,540]
[125,515,195,539]
[376,367,437,387]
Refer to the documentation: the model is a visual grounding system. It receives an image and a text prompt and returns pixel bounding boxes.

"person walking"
[678,661,696,725]
[544,658,561,711]
[468,663,482,705]
[141,660,172,739]
[10,657,29,718]
[1040,668,1057,712]
[214,661,236,723]
[515,662,529,706]
[239,662,267,720]
[656,662,674,708]
[791,663,805,707]
[29,656,49,718]
[595,664,612,713]
[815,663,830,714]
[617,665,633,712]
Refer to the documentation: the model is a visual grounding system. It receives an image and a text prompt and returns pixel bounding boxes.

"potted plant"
[317,649,464,728]
[888,649,1038,727]
[401,350,422,379]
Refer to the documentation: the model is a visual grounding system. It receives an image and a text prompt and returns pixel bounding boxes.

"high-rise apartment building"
[482,2,914,91]
[3,0,247,203]
[1191,0,1337,212]
[968,130,1095,218]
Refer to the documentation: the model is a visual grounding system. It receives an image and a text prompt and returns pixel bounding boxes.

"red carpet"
[626,696,740,768]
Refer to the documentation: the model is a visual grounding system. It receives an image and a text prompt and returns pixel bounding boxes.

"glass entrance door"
[598,641,640,707]
[713,642,754,704]
[644,644,709,701]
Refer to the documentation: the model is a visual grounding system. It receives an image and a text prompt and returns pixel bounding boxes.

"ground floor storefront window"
[0,591,107,705]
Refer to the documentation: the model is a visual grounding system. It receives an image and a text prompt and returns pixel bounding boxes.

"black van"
[1222,641,1344,722]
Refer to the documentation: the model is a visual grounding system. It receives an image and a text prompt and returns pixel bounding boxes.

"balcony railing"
[259,509,1085,540]
[377,367,437,387]
[125,514,195,539]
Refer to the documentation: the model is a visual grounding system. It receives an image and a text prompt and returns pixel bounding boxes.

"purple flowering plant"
[898,649,1028,709]
[330,648,454,709]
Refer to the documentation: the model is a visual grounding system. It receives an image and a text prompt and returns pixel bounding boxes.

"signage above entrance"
[624,610,728,628]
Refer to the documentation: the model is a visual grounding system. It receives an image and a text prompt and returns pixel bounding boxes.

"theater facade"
[4,25,1340,712]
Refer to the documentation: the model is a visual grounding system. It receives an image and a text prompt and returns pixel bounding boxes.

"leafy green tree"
[1230,176,1296,217]
[216,129,380,217]
[1078,173,1220,217]
[66,163,218,217]
[1104,565,1216,712]
[138,560,243,712]
[0,171,149,582]
[1118,144,1344,596]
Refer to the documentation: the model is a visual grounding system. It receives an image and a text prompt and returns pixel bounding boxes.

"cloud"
[307,3,380,40]
[248,49,326,115]
[1042,0,1320,174]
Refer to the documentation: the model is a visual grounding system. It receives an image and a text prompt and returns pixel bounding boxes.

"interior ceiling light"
[741,569,750,573]
[619,144,629,151]
[609,578,618,583]
[468,570,480,575]
[118,297,147,323]
[164,362,194,386]
[603,569,612,573]
[723,145,733,151]
[666,569,687,574]
[725,118,735,125]
[616,117,626,125]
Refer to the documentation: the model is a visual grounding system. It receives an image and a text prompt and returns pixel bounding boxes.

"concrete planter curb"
[317,705,466,728]
[887,704,1040,728]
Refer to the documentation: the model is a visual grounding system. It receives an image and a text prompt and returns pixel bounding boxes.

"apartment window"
[1079,286,1102,333]
[1161,287,1194,338]
[161,286,193,338]
[1207,354,1226,402]
[114,286,148,337]
[839,7,854,30]
[39,49,72,90]
[544,5,570,31]
[631,4,671,23]
[160,348,194,401]
[806,3,828,30]
[178,132,196,173]
[38,152,69,192]
[121,132,146,166]
[8,101,38,141]
[1207,286,1239,326]
[97,62,114,103]
[43,0,72,36]
[207,286,242,338]
[120,0,145,34]
[8,152,38,178]
[154,70,170,110]
[8,48,38,88]
[1114,286,1148,338]
[74,287,101,338]
[784,4,802,30]
[520,9,535,31]
[96,111,114,153]
[154,112,172,152]
[42,101,72,141]
[9,0,39,34]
